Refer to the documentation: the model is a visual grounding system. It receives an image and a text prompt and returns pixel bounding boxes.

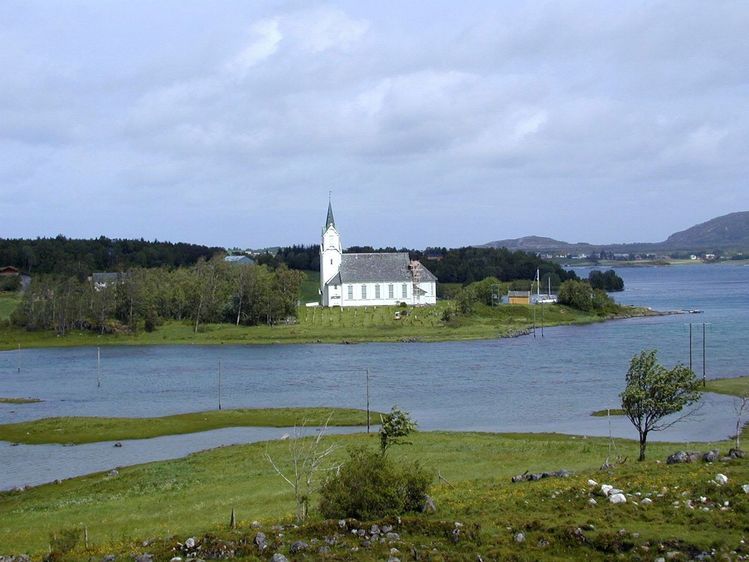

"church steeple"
[325,198,335,230]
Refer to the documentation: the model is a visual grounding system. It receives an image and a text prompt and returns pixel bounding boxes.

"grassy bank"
[0,397,41,405]
[1,430,746,559]
[591,408,626,416]
[0,407,376,445]
[0,301,655,350]
[705,376,749,397]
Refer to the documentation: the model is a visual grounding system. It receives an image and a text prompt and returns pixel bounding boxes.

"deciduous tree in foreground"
[620,350,702,461]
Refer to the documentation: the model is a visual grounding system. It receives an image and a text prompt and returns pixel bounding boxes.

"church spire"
[325,196,335,229]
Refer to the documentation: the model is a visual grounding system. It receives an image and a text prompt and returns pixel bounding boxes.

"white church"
[319,201,437,307]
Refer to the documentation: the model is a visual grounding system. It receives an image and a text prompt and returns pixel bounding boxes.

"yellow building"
[507,290,531,305]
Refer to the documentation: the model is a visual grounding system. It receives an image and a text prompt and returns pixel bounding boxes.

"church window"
[347,285,353,300]
[361,285,367,299]
[375,285,381,299]
[388,284,394,298]
[402,283,408,298]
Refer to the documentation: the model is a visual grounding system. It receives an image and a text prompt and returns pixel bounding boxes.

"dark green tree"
[620,350,702,461]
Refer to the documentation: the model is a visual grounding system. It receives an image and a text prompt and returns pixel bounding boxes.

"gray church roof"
[326,253,437,284]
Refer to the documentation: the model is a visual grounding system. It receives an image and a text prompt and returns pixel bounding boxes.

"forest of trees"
[587,269,625,292]
[0,236,223,277]
[261,244,577,286]
[11,259,305,335]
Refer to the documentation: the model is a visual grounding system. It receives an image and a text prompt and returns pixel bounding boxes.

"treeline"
[412,247,577,285]
[557,279,619,313]
[11,259,304,335]
[588,269,624,292]
[0,236,224,277]
[263,244,577,285]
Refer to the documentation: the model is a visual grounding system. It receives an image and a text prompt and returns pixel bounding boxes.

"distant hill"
[663,211,749,250]
[482,211,749,254]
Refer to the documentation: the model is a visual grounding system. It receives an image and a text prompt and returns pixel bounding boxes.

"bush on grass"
[318,447,431,520]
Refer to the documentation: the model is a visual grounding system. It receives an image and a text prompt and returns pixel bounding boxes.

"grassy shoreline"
[1,429,746,558]
[0,407,376,445]
[0,397,41,405]
[0,302,659,350]
[704,375,749,397]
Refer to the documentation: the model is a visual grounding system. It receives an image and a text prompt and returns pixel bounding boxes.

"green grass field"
[0,292,20,321]
[1,430,746,559]
[705,376,749,397]
[0,300,654,350]
[0,407,376,445]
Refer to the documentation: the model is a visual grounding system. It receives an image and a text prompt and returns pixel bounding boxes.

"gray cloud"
[1,0,748,248]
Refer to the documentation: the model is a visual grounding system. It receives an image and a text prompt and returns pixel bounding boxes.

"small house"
[507,290,531,305]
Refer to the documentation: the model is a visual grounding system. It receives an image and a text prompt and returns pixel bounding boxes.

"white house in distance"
[319,201,437,307]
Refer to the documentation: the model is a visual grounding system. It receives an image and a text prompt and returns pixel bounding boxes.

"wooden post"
[218,359,222,411]
[97,347,101,388]
[702,322,706,387]
[230,508,237,529]
[689,323,693,371]
[366,368,370,434]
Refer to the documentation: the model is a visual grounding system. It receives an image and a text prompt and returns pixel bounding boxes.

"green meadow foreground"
[0,301,656,350]
[0,408,374,445]
[1,430,748,560]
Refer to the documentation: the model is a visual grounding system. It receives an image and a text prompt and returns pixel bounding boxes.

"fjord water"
[1,264,747,488]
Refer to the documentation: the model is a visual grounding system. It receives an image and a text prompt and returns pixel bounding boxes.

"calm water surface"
[1,264,747,488]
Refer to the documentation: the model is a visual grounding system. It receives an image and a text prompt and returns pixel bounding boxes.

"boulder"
[641,498,653,505]
[742,484,749,494]
[609,493,627,504]
[514,532,525,543]
[715,473,728,485]
[134,555,153,562]
[729,448,745,459]
[666,451,689,464]
[702,450,719,462]
[271,554,288,562]
[290,541,308,554]
[253,532,267,551]
[422,495,437,513]
[600,484,614,496]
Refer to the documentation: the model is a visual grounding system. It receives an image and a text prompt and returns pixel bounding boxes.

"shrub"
[318,447,431,520]
[380,406,417,454]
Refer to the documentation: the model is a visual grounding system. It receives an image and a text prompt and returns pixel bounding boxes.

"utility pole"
[688,323,693,371]
[365,368,370,434]
[702,322,707,387]
[17,344,21,373]
[540,300,544,338]
[97,347,101,388]
[532,301,536,338]
[218,359,222,411]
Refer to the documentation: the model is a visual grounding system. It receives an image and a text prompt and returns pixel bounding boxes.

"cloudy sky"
[2,1,748,249]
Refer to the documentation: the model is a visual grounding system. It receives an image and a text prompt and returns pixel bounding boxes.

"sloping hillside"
[664,211,749,250]
[482,211,749,253]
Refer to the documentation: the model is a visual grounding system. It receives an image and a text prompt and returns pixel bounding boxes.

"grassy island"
[0,397,42,405]
[0,301,657,350]
[590,408,626,416]
[1,430,746,559]
[0,407,376,445]
[704,376,749,397]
